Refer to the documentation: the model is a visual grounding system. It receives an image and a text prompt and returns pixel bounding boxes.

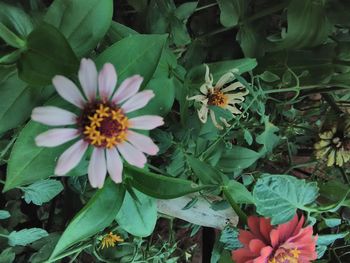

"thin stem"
[0,179,5,185]
[222,187,247,225]
[0,233,8,238]
[0,134,17,160]
[195,2,218,12]
[44,243,92,263]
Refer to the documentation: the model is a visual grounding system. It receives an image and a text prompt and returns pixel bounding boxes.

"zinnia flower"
[232,214,317,263]
[187,65,248,129]
[31,58,163,188]
[314,123,350,167]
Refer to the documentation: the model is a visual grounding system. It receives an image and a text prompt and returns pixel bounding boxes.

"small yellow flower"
[88,113,103,127]
[100,232,124,249]
[187,64,248,129]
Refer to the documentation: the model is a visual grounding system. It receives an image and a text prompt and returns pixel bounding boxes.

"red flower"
[232,214,317,263]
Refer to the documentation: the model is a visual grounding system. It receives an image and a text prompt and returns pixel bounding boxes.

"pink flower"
[31,58,163,188]
[232,214,317,263]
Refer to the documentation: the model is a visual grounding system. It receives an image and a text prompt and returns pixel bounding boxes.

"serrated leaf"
[219,227,242,250]
[0,210,10,219]
[8,228,48,246]
[22,179,63,206]
[253,174,319,225]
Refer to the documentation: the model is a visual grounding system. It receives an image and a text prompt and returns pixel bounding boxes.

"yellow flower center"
[207,88,228,107]
[268,248,300,263]
[100,232,124,249]
[79,102,129,148]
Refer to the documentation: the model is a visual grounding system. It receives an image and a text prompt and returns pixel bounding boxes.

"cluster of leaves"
[1,0,350,262]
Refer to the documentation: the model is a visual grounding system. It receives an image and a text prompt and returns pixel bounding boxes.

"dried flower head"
[100,232,124,249]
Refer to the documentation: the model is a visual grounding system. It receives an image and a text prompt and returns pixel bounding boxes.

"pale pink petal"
[52,75,86,108]
[98,63,117,101]
[78,58,98,101]
[121,90,154,113]
[127,130,159,155]
[112,75,143,104]
[55,140,88,176]
[31,106,77,126]
[88,147,107,188]
[35,128,79,147]
[106,147,123,184]
[129,115,164,130]
[117,141,146,168]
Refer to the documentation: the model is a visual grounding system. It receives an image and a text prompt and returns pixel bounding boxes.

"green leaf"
[187,155,223,185]
[116,189,157,237]
[0,22,25,48]
[18,23,78,85]
[95,34,167,88]
[253,174,319,225]
[50,179,125,259]
[224,180,254,204]
[0,248,15,263]
[217,0,247,27]
[170,17,191,46]
[21,179,63,205]
[267,0,331,51]
[0,70,48,134]
[106,21,138,43]
[259,71,280,82]
[126,165,211,199]
[237,23,266,58]
[243,129,253,145]
[44,0,113,57]
[219,227,242,250]
[217,146,260,173]
[324,218,341,228]
[8,228,48,246]
[0,210,10,219]
[4,97,74,191]
[317,232,348,246]
[256,117,280,155]
[175,2,197,21]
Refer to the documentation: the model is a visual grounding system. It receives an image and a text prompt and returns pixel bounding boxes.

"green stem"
[0,179,5,185]
[222,187,247,225]
[195,2,218,12]
[44,243,92,263]
[0,134,17,160]
[0,233,8,238]
[263,85,318,94]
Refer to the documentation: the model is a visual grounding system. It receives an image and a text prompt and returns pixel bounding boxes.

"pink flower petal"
[127,130,159,155]
[55,140,88,176]
[106,147,123,184]
[129,115,164,130]
[78,58,98,101]
[35,128,79,147]
[98,63,117,101]
[121,90,154,113]
[52,75,86,108]
[112,75,143,104]
[117,141,146,168]
[31,106,77,126]
[88,147,107,188]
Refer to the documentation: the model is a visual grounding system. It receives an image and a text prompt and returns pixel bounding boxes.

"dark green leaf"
[175,2,197,21]
[217,146,260,172]
[259,71,280,82]
[50,179,125,259]
[187,155,223,185]
[217,0,247,27]
[256,117,280,155]
[224,180,254,204]
[0,248,15,263]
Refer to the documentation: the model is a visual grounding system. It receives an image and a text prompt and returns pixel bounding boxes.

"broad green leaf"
[0,2,33,37]
[18,23,79,85]
[8,228,48,246]
[318,180,350,212]
[0,22,25,48]
[50,179,125,259]
[0,70,47,134]
[44,0,113,57]
[4,97,75,191]
[106,22,138,43]
[116,189,157,237]
[0,248,15,263]
[253,174,319,225]
[267,0,331,51]
[217,0,248,27]
[29,234,60,263]
[95,34,167,88]
[217,146,260,173]
[187,155,223,185]
[256,117,280,155]
[224,180,254,204]
[175,2,197,21]
[0,210,10,219]
[126,165,211,199]
[21,179,63,205]
[170,17,191,46]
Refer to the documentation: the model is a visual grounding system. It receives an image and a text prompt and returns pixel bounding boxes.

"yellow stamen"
[208,88,229,107]
[268,248,300,263]
[100,232,124,249]
[88,113,103,127]
[96,104,110,117]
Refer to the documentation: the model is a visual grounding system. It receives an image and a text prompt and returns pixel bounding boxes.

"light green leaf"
[8,228,48,246]
[243,129,253,145]
[324,218,341,228]
[317,232,348,246]
[187,155,224,185]
[256,117,280,155]
[0,248,15,263]
[219,227,242,250]
[50,179,125,259]
[0,22,25,48]
[95,34,167,88]
[224,180,254,204]
[126,165,211,199]
[253,174,319,225]
[116,189,157,237]
[44,0,113,57]
[21,179,63,206]
[18,23,78,86]
[217,146,260,172]
[0,210,10,219]
[217,0,247,27]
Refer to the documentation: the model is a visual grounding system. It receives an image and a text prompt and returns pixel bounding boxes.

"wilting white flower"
[31,58,163,188]
[187,65,248,129]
